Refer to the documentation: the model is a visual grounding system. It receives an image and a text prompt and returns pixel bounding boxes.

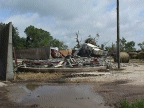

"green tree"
[100,44,105,50]
[0,22,26,50]
[12,26,27,49]
[138,42,144,51]
[125,41,136,52]
[24,25,53,48]
[120,37,136,52]
[105,43,116,55]
[120,37,127,51]
[24,25,68,49]
[0,22,5,31]
[51,39,68,50]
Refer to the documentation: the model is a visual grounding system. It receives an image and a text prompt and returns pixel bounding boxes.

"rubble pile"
[15,43,113,70]
[21,56,104,68]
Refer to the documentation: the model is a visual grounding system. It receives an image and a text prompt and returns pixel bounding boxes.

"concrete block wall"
[0,22,14,81]
[15,46,51,60]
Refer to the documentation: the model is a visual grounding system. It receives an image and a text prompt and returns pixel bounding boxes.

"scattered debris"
[73,43,104,57]
[71,72,110,77]
[0,82,7,87]
[14,43,138,73]
[20,57,103,68]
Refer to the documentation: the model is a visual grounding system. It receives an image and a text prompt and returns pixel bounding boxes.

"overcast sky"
[0,0,144,49]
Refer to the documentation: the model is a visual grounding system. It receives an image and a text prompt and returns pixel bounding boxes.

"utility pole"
[117,0,120,69]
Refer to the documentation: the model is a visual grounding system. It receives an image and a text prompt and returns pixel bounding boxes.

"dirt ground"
[0,86,33,108]
[67,62,144,107]
[0,60,144,108]
[97,64,144,107]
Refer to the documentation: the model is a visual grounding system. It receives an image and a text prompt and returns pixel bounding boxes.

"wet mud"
[7,83,111,108]
[93,80,144,107]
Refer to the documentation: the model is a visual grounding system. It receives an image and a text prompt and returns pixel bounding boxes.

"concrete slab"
[0,82,7,87]
[18,66,107,73]
[72,72,110,75]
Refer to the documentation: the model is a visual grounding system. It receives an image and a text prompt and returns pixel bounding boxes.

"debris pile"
[73,43,104,57]
[21,56,102,68]
[15,43,122,72]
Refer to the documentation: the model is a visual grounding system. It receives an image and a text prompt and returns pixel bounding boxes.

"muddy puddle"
[11,84,111,108]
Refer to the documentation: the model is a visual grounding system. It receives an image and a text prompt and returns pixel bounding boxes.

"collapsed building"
[14,43,110,72]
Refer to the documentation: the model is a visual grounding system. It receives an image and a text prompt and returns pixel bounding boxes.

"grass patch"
[112,68,125,71]
[97,68,109,72]
[122,72,132,75]
[14,72,70,81]
[119,99,144,108]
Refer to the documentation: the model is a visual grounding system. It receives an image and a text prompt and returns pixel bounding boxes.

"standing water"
[14,84,110,108]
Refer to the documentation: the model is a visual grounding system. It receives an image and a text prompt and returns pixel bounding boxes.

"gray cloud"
[1,0,144,49]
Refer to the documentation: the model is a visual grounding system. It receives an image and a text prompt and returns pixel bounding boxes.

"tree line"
[0,23,68,50]
[74,31,144,54]
[105,37,144,54]
[1,22,144,52]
